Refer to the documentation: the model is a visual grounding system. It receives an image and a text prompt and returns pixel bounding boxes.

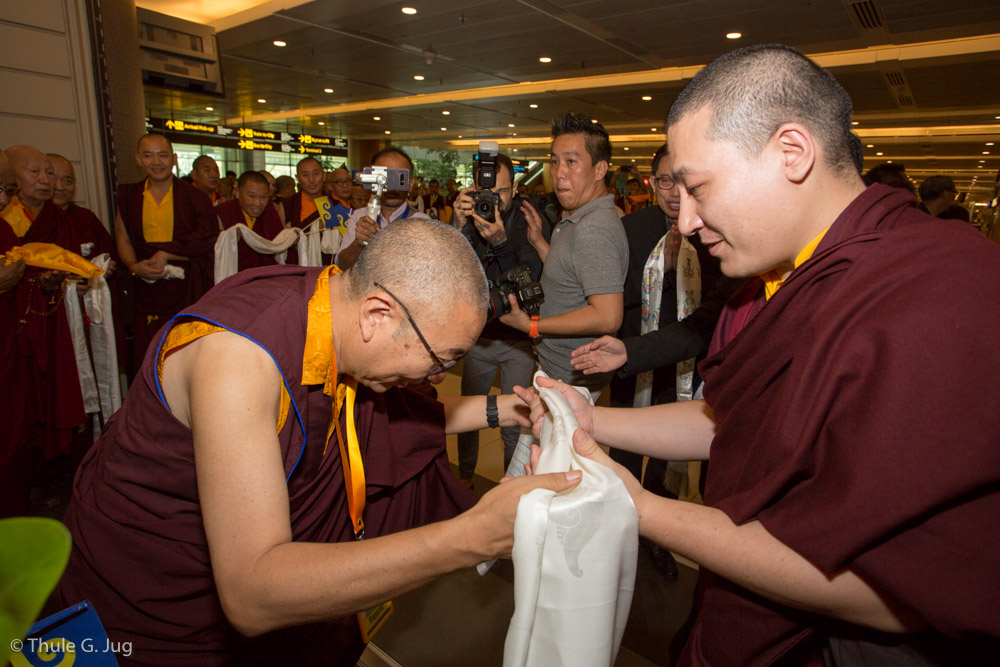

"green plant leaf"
[0,517,72,665]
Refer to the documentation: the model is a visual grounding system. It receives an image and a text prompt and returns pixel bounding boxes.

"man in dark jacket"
[454,153,543,486]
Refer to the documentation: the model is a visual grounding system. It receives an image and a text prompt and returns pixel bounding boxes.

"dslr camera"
[472,141,501,222]
[486,265,544,322]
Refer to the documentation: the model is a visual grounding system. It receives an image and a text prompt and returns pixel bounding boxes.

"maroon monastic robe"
[15,201,86,461]
[216,198,283,271]
[681,185,1000,665]
[117,177,217,372]
[60,265,476,666]
[280,192,320,265]
[0,218,30,516]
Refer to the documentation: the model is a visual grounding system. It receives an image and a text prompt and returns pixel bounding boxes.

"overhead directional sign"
[148,117,347,155]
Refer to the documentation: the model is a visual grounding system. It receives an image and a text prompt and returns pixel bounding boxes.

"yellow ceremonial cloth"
[1,196,35,237]
[761,226,830,301]
[242,210,257,231]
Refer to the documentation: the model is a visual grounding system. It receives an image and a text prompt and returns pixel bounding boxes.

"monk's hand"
[355,215,379,245]
[571,335,627,375]
[530,375,596,438]
[37,270,68,292]
[131,258,168,281]
[512,385,545,439]
[497,392,531,429]
[461,469,582,560]
[0,259,25,291]
[571,428,648,515]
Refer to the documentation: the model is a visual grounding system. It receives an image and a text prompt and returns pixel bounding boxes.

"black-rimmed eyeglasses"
[374,281,458,375]
[653,176,677,190]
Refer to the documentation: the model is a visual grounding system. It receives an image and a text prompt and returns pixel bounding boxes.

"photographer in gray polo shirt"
[502,113,627,394]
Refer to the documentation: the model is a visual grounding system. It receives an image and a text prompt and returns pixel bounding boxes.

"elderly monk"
[215,171,285,271]
[59,218,580,666]
[115,133,217,374]
[2,145,86,466]
[48,154,115,266]
[191,155,222,205]
[0,151,30,516]
[524,45,1000,664]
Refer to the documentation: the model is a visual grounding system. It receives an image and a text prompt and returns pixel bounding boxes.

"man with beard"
[335,147,431,270]
[452,152,543,487]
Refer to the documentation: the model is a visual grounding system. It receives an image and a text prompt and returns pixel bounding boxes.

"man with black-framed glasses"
[59,218,581,665]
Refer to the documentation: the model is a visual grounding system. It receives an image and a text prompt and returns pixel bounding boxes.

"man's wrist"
[486,394,499,428]
[529,315,540,338]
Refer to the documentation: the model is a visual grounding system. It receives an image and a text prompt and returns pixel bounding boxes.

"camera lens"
[475,198,494,220]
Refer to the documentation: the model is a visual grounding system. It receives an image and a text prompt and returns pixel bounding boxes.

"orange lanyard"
[326,378,366,539]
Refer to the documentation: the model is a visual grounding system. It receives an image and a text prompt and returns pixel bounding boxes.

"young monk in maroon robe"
[280,156,324,265]
[0,152,30,517]
[115,133,218,375]
[520,46,1000,665]
[60,219,580,666]
[1,145,86,465]
[215,170,285,271]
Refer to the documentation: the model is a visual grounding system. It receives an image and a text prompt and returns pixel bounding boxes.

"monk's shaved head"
[5,144,54,208]
[667,44,856,176]
[346,218,487,324]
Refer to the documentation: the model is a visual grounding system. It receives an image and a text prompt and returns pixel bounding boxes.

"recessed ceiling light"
[442,110,450,115]
[876,152,883,156]
[324,88,334,93]
[726,32,742,39]
[624,147,629,151]
[508,123,515,128]
[539,57,552,63]
[887,160,892,163]
[513,148,518,152]
[631,159,636,162]
[592,119,598,123]
[401,6,417,14]
[851,121,859,126]
[650,127,657,131]
[413,75,424,81]
[385,130,391,134]
[529,103,538,108]
[373,116,381,121]
[205,106,214,111]
[987,142,995,146]
[642,96,652,101]
[458,135,462,138]
[866,144,874,148]
[318,121,325,125]
[980,160,987,163]
[512,133,517,136]
[257,98,266,103]
[440,127,447,131]
[273,40,286,47]
[984,151,991,155]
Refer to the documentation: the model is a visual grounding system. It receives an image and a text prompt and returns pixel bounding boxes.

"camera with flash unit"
[472,141,501,222]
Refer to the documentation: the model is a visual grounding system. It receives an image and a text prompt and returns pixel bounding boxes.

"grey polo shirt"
[536,194,628,390]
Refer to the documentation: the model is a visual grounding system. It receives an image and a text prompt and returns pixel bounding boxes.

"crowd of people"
[1,42,997,666]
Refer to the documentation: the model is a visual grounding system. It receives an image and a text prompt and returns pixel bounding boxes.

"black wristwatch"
[486,394,499,428]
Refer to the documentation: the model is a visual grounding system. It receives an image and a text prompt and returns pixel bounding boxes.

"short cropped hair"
[136,132,172,152]
[650,143,669,174]
[863,162,915,194]
[667,44,856,175]
[371,146,415,172]
[296,157,321,172]
[918,175,956,202]
[237,170,269,190]
[345,218,487,322]
[551,112,612,165]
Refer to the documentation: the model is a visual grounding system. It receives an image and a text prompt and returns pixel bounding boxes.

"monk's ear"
[772,123,814,184]
[358,292,393,344]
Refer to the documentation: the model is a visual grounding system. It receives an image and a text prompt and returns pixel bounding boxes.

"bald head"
[667,44,856,177]
[346,218,487,324]
[191,155,220,194]
[5,144,54,209]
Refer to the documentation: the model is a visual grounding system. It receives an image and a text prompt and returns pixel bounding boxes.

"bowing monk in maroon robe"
[115,133,217,374]
[1,145,86,464]
[527,46,1000,665]
[215,171,285,272]
[60,220,579,666]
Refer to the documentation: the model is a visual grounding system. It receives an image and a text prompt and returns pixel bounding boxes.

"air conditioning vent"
[884,71,906,87]
[850,0,885,30]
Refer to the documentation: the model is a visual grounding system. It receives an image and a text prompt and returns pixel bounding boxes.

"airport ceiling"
[138,0,1000,199]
